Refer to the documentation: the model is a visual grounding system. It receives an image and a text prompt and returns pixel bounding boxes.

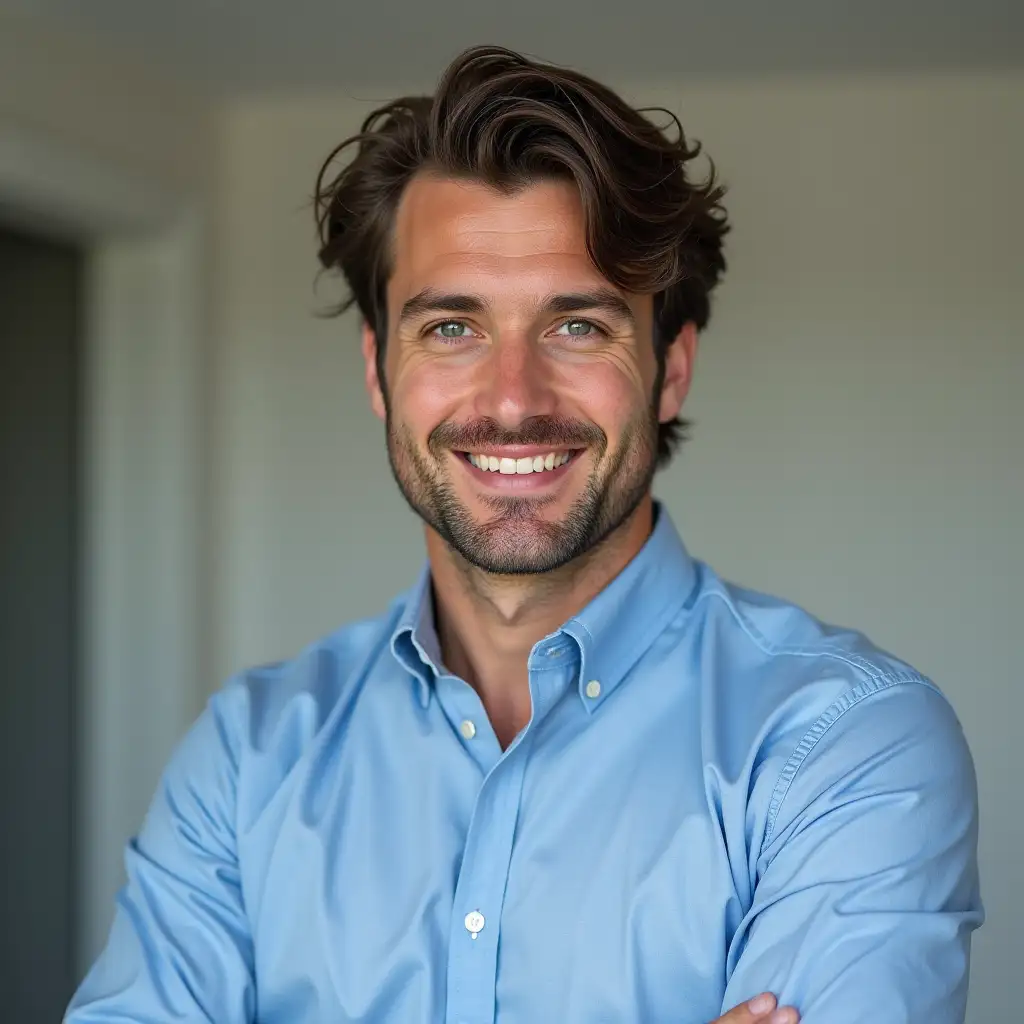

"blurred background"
[0,1,1020,1019]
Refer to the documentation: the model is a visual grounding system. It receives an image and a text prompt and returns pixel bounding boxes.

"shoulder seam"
[703,583,898,680]
[761,674,941,847]
[696,585,948,852]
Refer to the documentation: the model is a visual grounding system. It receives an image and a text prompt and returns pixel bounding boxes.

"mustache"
[429,416,606,453]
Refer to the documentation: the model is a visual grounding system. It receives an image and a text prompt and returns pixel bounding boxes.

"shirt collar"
[390,564,441,707]
[559,504,698,712]
[390,503,700,712]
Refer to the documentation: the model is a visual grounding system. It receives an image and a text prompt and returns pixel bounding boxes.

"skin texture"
[362,173,694,746]
[362,174,800,1024]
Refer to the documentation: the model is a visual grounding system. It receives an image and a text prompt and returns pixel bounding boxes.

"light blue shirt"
[67,507,982,1023]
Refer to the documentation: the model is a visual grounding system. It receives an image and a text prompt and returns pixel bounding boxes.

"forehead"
[388,174,607,299]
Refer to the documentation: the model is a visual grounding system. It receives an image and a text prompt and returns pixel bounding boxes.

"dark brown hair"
[315,45,729,466]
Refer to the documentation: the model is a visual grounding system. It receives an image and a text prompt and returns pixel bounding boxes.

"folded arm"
[65,688,255,1023]
[723,678,982,1024]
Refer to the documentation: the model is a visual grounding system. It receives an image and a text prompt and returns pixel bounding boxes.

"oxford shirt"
[67,507,982,1023]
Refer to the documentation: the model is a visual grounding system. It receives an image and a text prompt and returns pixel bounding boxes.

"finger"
[714,993,800,1024]
[746,993,778,1018]
[715,992,775,1021]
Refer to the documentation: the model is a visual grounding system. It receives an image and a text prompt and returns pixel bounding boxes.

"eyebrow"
[399,289,487,324]
[398,286,637,330]
[545,289,636,329]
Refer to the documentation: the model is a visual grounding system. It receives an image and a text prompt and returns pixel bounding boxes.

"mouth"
[454,446,583,488]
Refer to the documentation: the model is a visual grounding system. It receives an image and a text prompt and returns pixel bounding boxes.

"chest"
[241,683,751,1023]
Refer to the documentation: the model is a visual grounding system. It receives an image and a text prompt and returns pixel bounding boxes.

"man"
[67,46,982,1024]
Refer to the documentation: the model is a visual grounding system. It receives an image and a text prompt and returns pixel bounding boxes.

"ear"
[658,321,698,424]
[361,322,387,421]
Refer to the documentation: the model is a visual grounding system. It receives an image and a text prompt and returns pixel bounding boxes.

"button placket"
[445,727,537,1024]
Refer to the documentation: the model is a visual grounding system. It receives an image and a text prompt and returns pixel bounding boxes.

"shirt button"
[585,679,602,699]
[464,910,485,937]
[547,646,564,657]
[459,719,477,740]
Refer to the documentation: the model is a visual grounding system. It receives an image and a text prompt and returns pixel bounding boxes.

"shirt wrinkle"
[66,504,982,1024]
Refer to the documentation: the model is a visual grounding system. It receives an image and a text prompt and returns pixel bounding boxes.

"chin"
[453,517,578,575]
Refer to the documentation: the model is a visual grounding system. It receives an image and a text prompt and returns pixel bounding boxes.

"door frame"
[0,122,208,971]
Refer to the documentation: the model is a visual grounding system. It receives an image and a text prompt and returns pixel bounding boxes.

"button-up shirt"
[67,508,982,1023]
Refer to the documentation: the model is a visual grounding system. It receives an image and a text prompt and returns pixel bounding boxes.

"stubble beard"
[385,410,659,576]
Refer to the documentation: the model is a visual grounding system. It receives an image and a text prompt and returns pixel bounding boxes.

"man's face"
[364,174,691,575]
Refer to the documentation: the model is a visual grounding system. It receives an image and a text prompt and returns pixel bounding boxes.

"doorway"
[0,225,83,1018]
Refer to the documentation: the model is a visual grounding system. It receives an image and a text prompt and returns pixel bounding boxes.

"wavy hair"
[315,45,729,465]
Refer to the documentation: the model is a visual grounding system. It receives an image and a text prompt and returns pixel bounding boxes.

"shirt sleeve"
[722,677,983,1024]
[65,687,255,1023]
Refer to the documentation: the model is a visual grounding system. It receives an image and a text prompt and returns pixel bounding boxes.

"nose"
[474,334,558,429]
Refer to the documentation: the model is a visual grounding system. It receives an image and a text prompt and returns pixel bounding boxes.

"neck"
[426,496,655,747]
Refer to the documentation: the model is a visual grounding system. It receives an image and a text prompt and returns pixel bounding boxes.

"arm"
[66,688,255,1023]
[723,678,982,1024]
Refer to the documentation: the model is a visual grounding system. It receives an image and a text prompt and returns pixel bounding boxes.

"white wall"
[0,9,210,199]
[0,7,216,968]
[215,71,1023,1019]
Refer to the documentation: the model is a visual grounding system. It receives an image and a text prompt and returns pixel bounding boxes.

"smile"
[455,447,582,488]
[465,450,574,475]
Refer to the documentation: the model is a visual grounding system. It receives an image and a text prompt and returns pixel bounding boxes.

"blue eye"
[431,321,474,342]
[555,319,602,339]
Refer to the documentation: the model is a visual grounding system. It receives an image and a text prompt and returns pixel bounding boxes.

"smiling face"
[363,174,694,575]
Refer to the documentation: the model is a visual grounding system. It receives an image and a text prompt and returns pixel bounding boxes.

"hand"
[711,992,799,1024]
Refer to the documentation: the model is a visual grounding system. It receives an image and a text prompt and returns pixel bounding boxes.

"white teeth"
[468,451,573,475]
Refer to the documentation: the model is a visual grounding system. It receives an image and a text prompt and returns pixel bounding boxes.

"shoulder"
[222,600,406,741]
[692,563,950,715]
[194,589,415,801]
[689,566,974,841]
[695,567,919,683]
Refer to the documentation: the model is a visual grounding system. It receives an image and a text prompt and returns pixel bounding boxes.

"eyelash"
[427,318,607,344]
[428,322,477,344]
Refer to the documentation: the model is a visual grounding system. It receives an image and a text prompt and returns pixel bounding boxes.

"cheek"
[389,358,467,433]
[555,359,647,433]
